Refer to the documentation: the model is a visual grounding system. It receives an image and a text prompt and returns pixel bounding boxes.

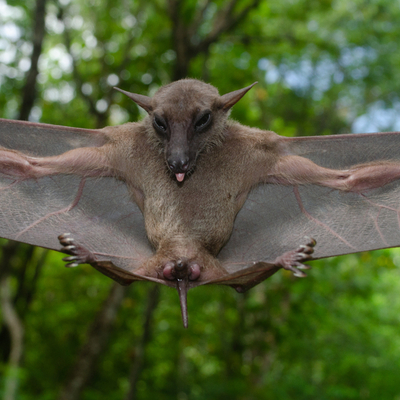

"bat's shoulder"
[99,122,154,157]
[100,121,145,142]
[98,121,151,166]
[224,121,283,153]
[219,122,289,183]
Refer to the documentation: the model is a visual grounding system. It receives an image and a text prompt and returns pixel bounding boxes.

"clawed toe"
[274,236,316,278]
[297,236,316,255]
[296,264,311,270]
[285,263,308,278]
[58,233,94,268]
[58,233,74,246]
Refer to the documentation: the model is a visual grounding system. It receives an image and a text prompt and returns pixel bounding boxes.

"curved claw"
[63,245,76,253]
[296,264,311,270]
[304,236,316,246]
[65,262,79,268]
[58,233,74,246]
[287,265,307,278]
[62,255,79,262]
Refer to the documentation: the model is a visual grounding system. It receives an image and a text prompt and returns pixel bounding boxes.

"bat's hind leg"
[274,236,316,277]
[58,233,96,267]
[58,233,138,286]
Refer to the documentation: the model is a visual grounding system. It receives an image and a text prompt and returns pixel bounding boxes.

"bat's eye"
[194,112,212,132]
[153,116,167,134]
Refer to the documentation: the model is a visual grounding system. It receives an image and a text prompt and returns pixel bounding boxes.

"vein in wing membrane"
[0,174,152,271]
[219,181,400,273]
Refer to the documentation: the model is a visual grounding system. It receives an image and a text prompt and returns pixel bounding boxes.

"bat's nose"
[168,158,189,173]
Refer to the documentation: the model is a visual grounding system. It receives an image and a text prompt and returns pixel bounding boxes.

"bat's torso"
[108,122,280,259]
[142,158,243,255]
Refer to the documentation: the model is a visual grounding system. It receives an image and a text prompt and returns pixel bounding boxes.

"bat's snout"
[168,156,190,182]
[168,158,189,173]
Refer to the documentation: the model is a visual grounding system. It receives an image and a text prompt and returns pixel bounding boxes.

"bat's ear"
[113,87,153,113]
[218,82,258,111]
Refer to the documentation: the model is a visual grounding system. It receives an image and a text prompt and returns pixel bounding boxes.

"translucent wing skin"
[3,118,400,291]
[0,119,107,155]
[0,119,153,276]
[215,131,400,287]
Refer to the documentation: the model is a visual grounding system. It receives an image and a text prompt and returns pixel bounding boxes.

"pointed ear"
[113,87,153,113]
[218,82,258,111]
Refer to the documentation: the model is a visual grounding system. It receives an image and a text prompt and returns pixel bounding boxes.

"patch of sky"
[352,101,400,133]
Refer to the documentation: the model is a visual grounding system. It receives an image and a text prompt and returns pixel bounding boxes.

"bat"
[2,79,400,327]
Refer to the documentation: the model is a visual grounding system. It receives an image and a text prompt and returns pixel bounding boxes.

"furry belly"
[143,199,236,255]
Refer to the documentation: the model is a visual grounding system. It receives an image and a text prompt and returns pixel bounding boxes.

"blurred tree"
[57,283,128,400]
[2,0,400,399]
[18,0,47,121]
[0,1,48,398]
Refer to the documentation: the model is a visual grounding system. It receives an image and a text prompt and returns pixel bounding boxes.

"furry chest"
[142,183,238,252]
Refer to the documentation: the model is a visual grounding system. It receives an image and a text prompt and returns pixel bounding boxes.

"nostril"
[168,161,177,172]
[181,161,189,172]
[168,158,189,173]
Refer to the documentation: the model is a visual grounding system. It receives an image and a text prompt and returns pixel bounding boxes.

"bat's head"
[114,79,256,182]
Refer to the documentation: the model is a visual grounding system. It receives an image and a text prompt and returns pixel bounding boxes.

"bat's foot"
[58,233,96,267]
[274,236,316,277]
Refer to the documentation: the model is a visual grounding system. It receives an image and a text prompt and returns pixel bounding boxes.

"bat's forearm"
[30,147,115,177]
[267,156,348,186]
[268,155,400,192]
[0,146,115,179]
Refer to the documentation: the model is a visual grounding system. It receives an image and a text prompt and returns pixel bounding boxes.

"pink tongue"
[176,173,185,182]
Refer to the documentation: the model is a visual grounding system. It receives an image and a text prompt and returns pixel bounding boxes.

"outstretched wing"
[0,119,153,277]
[214,131,400,287]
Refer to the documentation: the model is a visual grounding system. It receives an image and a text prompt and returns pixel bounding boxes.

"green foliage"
[2,0,400,398]
[8,250,400,399]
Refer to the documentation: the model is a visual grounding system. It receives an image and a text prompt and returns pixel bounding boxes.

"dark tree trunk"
[18,0,48,121]
[0,242,25,400]
[57,283,127,400]
[124,286,160,400]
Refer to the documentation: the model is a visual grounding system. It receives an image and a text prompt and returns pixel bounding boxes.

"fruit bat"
[1,79,400,327]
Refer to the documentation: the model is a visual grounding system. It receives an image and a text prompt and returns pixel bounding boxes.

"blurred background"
[1,0,400,399]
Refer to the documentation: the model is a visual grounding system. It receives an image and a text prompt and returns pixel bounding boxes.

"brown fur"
[100,117,282,282]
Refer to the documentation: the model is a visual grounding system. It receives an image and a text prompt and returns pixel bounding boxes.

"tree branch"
[196,0,261,53]
[170,0,261,80]
[188,0,213,38]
